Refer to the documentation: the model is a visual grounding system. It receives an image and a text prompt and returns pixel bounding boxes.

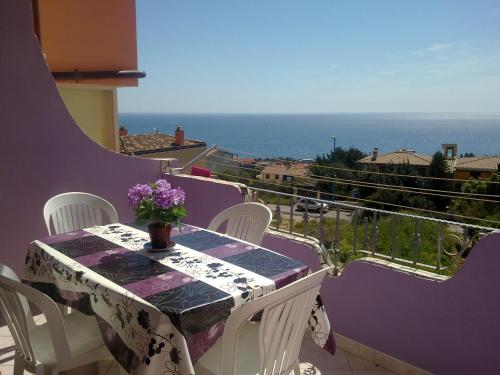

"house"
[119,126,207,166]
[239,158,257,169]
[357,144,499,181]
[439,144,500,180]
[356,147,432,175]
[452,156,500,180]
[257,163,309,184]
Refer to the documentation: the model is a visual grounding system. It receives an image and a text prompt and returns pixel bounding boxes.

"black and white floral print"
[24,242,190,375]
[24,224,335,375]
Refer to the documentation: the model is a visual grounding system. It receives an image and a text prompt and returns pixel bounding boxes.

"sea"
[119,113,500,160]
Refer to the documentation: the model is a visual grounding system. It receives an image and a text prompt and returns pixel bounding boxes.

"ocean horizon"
[118,112,500,159]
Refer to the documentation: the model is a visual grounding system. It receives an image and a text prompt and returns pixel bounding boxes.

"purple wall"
[0,0,162,272]
[173,175,245,228]
[262,234,322,272]
[321,232,500,375]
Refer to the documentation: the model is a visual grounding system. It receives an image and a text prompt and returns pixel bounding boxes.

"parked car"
[296,198,329,212]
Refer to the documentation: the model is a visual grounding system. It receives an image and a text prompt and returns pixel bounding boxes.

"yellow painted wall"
[57,86,117,150]
[454,170,494,180]
[261,174,284,183]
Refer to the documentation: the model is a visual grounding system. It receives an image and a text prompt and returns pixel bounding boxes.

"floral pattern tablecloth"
[24,223,335,375]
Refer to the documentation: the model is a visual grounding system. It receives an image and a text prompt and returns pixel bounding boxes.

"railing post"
[332,240,339,276]
[264,190,269,205]
[371,212,378,256]
[362,217,369,250]
[319,205,325,246]
[252,190,257,202]
[289,196,294,234]
[391,215,397,261]
[461,226,469,256]
[275,200,281,231]
[303,210,309,238]
[436,222,444,272]
[412,219,421,268]
[352,210,359,255]
[334,207,340,253]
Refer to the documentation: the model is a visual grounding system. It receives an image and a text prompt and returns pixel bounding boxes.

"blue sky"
[118,0,500,113]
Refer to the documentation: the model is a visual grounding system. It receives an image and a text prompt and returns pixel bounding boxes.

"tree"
[311,147,367,199]
[426,152,453,210]
[451,173,500,228]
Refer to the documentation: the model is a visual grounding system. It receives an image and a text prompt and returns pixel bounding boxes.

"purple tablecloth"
[24,223,334,374]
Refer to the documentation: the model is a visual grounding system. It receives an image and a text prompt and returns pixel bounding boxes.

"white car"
[296,198,329,212]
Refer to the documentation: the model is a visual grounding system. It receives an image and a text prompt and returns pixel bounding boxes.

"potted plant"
[128,179,187,249]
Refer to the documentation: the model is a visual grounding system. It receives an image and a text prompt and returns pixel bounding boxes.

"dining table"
[23,222,335,375]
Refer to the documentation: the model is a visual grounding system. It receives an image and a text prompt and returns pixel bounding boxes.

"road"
[267,204,353,221]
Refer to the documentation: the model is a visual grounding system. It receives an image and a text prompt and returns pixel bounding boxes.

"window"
[275,175,279,180]
[265,174,270,179]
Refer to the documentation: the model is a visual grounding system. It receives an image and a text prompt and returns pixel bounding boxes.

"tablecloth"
[24,223,335,374]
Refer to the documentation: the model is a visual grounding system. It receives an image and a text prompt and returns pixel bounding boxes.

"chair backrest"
[220,267,330,375]
[0,263,71,366]
[44,192,118,235]
[207,202,272,246]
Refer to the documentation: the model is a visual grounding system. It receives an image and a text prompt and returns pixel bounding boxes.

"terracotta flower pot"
[148,223,172,249]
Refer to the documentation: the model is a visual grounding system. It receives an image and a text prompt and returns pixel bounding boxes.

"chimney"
[442,144,458,159]
[174,126,184,146]
[371,147,379,161]
[119,125,128,137]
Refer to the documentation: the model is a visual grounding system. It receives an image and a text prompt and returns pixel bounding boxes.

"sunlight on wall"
[57,85,118,150]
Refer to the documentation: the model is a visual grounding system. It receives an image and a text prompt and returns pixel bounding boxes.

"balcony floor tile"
[0,318,396,375]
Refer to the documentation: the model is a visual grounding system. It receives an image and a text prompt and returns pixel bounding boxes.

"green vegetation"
[273,212,463,275]
[451,174,500,227]
[311,148,500,228]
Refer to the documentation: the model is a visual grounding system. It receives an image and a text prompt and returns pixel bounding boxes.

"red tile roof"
[454,156,500,172]
[357,151,432,167]
[260,163,309,177]
[119,133,206,155]
[357,150,500,173]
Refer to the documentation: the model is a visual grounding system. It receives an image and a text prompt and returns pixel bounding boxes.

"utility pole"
[331,136,336,202]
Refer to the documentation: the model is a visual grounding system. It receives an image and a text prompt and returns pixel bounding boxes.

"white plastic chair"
[195,267,330,375]
[207,202,272,246]
[0,263,110,374]
[43,192,118,235]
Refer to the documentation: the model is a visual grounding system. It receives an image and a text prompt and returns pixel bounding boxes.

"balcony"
[2,2,500,375]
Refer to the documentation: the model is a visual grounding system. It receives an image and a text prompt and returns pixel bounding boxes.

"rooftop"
[357,150,432,167]
[119,133,206,155]
[260,163,310,177]
[454,156,500,172]
[358,150,500,172]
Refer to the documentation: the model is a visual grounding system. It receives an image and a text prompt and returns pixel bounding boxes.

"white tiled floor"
[0,315,395,375]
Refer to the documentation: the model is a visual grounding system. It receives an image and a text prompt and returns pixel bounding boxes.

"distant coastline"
[119,112,500,159]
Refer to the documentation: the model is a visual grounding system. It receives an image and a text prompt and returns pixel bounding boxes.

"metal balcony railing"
[177,145,499,276]
[246,187,496,275]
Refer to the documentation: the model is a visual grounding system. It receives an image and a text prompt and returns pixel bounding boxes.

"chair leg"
[13,353,24,375]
